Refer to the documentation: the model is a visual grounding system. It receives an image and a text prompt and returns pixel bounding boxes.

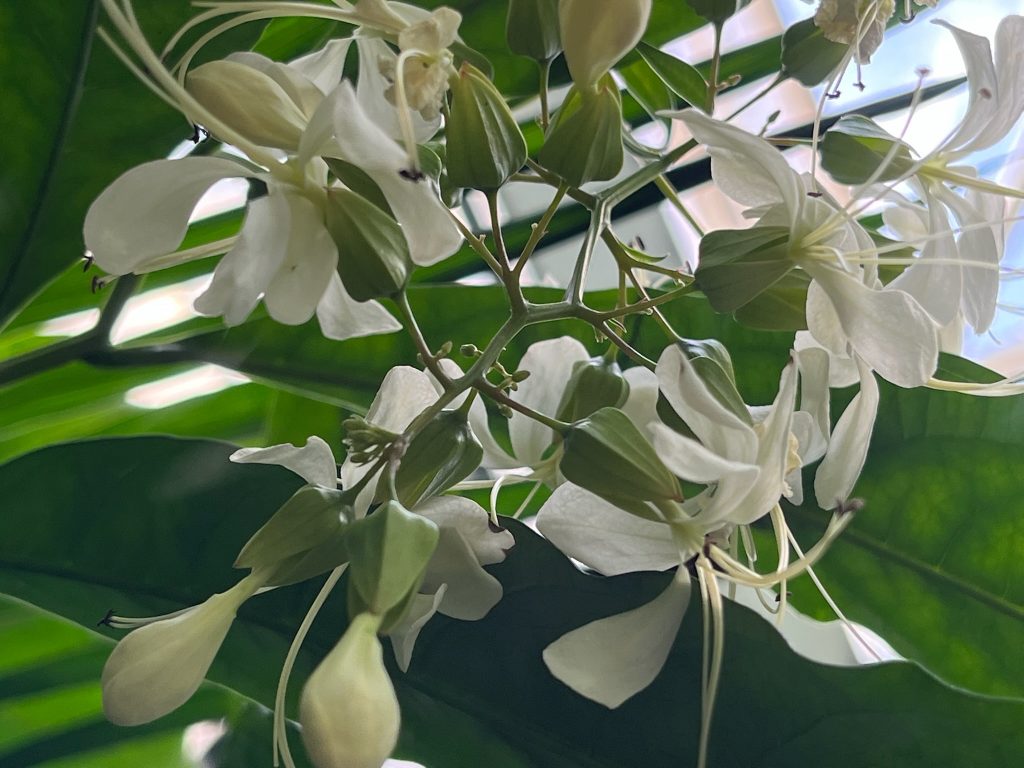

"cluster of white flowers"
[87,1,1024,767]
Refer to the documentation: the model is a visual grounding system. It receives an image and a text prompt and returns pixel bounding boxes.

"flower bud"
[345,500,439,618]
[556,357,630,422]
[506,0,561,61]
[560,407,682,511]
[325,188,412,302]
[300,613,400,768]
[446,63,528,190]
[390,410,484,507]
[537,77,624,186]
[101,576,259,726]
[559,0,652,89]
[186,60,309,151]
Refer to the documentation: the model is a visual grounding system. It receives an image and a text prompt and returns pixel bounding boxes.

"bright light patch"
[109,275,212,345]
[125,364,249,409]
[37,308,101,338]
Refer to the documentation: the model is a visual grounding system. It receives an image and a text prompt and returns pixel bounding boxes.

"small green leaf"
[821,115,917,184]
[636,42,708,108]
[620,58,677,122]
[733,270,810,331]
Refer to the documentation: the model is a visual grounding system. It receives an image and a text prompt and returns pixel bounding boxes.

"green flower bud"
[234,487,353,588]
[506,0,561,62]
[538,76,624,187]
[676,338,751,425]
[186,60,308,151]
[300,612,400,768]
[556,357,630,422]
[389,410,484,508]
[345,500,439,618]
[324,188,412,302]
[560,0,652,90]
[560,407,682,511]
[446,63,528,190]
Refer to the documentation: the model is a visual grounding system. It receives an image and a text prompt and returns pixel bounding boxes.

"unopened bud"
[300,612,400,768]
[538,76,624,186]
[556,357,630,422]
[325,188,412,302]
[186,60,308,151]
[560,0,652,89]
[460,344,481,357]
[506,0,562,62]
[561,407,681,510]
[446,63,528,190]
[389,411,484,507]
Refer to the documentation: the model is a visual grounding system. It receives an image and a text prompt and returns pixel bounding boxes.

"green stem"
[0,335,98,386]
[538,58,552,131]
[514,183,568,277]
[393,291,451,387]
[445,207,503,275]
[706,23,724,113]
[599,140,696,206]
[655,175,705,237]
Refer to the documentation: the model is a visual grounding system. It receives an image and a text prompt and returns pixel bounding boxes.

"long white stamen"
[696,557,724,768]
[104,605,195,629]
[136,236,238,273]
[769,505,790,626]
[393,48,428,174]
[513,480,544,519]
[273,565,347,768]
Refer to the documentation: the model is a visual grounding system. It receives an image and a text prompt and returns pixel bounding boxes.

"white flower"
[101,574,261,726]
[559,0,652,89]
[300,612,400,768]
[668,109,939,388]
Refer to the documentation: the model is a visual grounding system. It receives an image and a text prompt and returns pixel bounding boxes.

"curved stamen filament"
[392,48,429,174]
[695,557,724,768]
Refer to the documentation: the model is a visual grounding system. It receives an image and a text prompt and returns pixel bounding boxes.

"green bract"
[390,410,484,507]
[538,76,624,186]
[506,0,561,61]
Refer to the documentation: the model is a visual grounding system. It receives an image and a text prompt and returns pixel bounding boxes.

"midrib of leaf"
[0,0,100,325]
[787,504,1024,625]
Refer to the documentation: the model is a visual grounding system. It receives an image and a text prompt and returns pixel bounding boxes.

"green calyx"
[324,188,412,302]
[537,75,624,187]
[506,0,561,61]
[556,357,630,423]
[388,410,484,508]
[446,63,528,190]
[560,407,682,514]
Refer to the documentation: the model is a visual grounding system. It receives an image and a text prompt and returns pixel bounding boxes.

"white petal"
[542,576,691,708]
[668,110,803,229]
[231,436,338,488]
[888,188,962,327]
[805,264,938,388]
[650,423,757,484]
[619,366,660,443]
[289,38,353,95]
[316,273,402,340]
[356,38,442,143]
[814,357,879,510]
[421,527,504,620]
[937,187,999,334]
[226,51,325,117]
[417,495,514,565]
[655,345,757,461]
[935,20,999,155]
[509,337,589,465]
[194,192,291,326]
[329,81,461,265]
[536,483,677,576]
[388,586,446,672]
[84,157,249,274]
[263,193,338,325]
[102,578,255,726]
[794,330,858,388]
[794,344,831,462]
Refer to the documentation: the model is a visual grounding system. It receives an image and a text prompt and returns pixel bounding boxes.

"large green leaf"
[784,381,1024,698]
[0,1,260,329]
[1,437,1022,768]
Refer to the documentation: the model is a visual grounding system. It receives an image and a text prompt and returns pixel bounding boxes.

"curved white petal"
[226,50,325,117]
[388,585,446,672]
[355,38,442,143]
[655,345,757,461]
[650,423,756,484]
[619,366,660,442]
[669,110,803,229]
[795,330,858,389]
[937,187,1000,334]
[542,576,691,708]
[329,81,461,265]
[935,20,999,156]
[509,337,589,465]
[290,38,353,95]
[421,527,504,620]
[316,273,402,341]
[536,483,677,576]
[417,495,514,565]
[231,436,338,488]
[263,194,338,326]
[814,357,880,510]
[84,157,249,274]
[194,192,291,326]
[805,264,938,388]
